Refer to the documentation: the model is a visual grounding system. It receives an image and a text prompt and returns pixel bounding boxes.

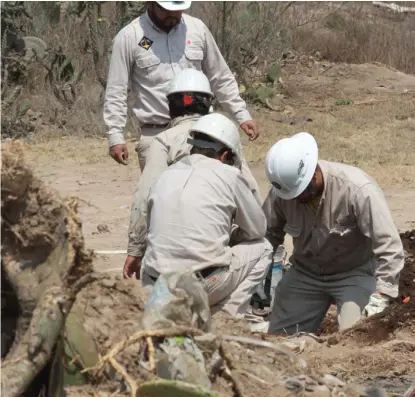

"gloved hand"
[363,293,390,317]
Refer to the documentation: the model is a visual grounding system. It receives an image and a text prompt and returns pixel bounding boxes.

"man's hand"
[364,292,390,317]
[123,255,141,279]
[240,120,259,141]
[109,144,129,165]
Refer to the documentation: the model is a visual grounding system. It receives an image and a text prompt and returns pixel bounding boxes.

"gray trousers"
[268,262,376,334]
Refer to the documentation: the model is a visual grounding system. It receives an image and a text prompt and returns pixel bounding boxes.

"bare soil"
[4,59,415,396]
[70,229,415,396]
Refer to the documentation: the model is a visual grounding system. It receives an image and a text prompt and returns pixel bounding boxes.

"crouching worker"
[124,69,262,282]
[124,113,272,318]
[262,132,404,334]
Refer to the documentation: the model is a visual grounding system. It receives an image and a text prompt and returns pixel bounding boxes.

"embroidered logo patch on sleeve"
[139,36,153,50]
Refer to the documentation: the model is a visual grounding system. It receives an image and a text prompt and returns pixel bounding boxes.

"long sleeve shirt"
[262,160,404,297]
[142,154,266,274]
[103,12,251,147]
[127,115,262,258]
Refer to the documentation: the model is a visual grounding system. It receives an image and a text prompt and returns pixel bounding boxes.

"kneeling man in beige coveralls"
[125,69,262,275]
[261,132,404,334]
[124,113,272,317]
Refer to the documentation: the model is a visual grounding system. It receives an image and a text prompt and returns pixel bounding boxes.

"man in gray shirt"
[104,1,258,170]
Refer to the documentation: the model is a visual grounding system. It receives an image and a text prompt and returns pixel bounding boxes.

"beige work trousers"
[202,238,273,318]
[136,126,167,172]
[141,238,273,318]
[268,261,376,334]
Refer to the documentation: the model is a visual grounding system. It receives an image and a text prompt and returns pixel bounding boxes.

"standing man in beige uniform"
[104,1,258,171]
[260,132,404,334]
[124,114,272,317]
[125,69,262,274]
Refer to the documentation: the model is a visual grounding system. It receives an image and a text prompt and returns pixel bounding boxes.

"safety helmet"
[155,1,191,11]
[188,113,243,166]
[166,69,213,97]
[265,132,318,200]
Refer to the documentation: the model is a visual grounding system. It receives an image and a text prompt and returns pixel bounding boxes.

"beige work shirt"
[142,154,266,274]
[262,160,404,297]
[127,115,262,258]
[103,12,251,147]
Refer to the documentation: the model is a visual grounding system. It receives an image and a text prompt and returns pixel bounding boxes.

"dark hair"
[168,92,213,119]
[190,132,235,165]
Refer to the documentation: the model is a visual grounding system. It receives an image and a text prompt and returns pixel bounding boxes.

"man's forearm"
[127,212,147,258]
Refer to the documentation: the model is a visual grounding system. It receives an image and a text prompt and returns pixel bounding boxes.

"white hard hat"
[265,132,318,200]
[156,1,191,11]
[167,69,213,97]
[188,113,243,166]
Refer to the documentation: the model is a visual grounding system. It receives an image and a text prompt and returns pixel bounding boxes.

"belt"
[147,266,221,283]
[199,266,220,279]
[141,123,169,129]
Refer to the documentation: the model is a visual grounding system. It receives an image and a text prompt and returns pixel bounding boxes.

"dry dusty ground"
[7,60,415,395]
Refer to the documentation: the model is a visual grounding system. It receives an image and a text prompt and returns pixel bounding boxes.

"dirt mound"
[75,279,379,396]
[280,54,415,107]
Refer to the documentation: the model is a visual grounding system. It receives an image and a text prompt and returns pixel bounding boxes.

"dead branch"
[108,357,138,397]
[146,337,156,373]
[83,326,203,374]
[219,344,244,397]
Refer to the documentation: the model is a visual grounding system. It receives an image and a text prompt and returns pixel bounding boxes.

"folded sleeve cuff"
[376,280,398,298]
[234,110,253,125]
[108,132,126,147]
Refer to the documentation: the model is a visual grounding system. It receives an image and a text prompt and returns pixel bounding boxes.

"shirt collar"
[318,160,329,202]
[169,114,200,128]
[143,11,183,34]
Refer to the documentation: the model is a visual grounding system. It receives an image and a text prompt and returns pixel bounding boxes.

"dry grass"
[244,96,415,187]
[292,5,415,75]
[24,89,415,189]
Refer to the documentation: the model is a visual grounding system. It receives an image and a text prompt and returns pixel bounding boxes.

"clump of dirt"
[75,274,151,382]
[341,301,415,345]
[400,229,415,301]
[1,140,93,281]
[76,275,147,353]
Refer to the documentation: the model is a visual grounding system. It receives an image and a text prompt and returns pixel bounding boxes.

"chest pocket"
[283,224,302,238]
[183,47,204,69]
[329,224,355,237]
[328,223,359,257]
[135,54,162,84]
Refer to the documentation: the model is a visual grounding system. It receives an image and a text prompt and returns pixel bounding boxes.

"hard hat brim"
[269,133,318,200]
[166,89,214,97]
[156,1,192,11]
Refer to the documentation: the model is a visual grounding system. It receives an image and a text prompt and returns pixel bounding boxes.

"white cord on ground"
[95,250,127,254]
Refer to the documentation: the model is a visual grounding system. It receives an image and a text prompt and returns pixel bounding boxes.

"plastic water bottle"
[269,252,284,308]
